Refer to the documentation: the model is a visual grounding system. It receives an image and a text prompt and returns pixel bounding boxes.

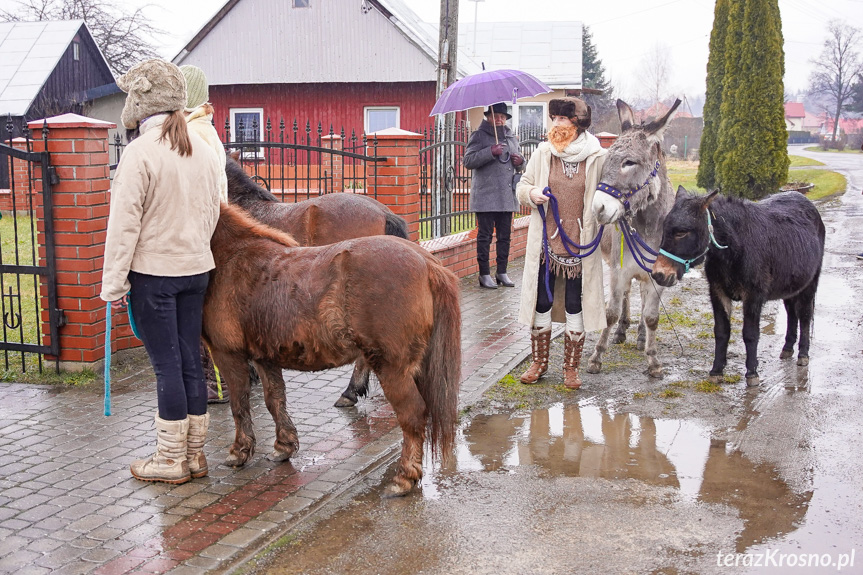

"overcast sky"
[4,0,863,104]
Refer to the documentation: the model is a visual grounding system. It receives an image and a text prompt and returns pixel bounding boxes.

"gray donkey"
[588,99,681,378]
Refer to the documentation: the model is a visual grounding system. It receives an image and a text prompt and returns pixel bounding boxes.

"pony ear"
[617,99,634,132]
[700,189,720,211]
[229,150,241,161]
[675,185,688,201]
[645,99,681,144]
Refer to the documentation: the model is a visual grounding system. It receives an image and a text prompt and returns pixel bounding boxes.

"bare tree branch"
[809,20,863,142]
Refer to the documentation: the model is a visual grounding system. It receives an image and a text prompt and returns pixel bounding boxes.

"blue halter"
[659,209,727,272]
[596,160,660,213]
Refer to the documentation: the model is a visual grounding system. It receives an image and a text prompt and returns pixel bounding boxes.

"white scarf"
[550,130,602,164]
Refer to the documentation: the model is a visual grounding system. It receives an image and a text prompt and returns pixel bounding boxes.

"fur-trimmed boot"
[520,326,552,384]
[130,416,191,484]
[563,331,586,389]
[186,413,210,479]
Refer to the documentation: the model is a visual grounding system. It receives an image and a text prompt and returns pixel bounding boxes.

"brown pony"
[226,158,407,407]
[203,203,461,496]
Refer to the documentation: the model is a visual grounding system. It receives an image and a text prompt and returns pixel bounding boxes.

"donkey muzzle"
[650,255,679,287]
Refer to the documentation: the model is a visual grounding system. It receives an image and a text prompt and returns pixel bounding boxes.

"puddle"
[428,402,811,553]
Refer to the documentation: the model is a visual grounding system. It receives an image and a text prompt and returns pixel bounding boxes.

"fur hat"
[484,102,512,119]
[549,97,591,129]
[180,65,209,111]
[117,59,187,130]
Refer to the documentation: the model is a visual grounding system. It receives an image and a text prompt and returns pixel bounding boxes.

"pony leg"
[640,279,663,378]
[376,367,427,497]
[588,267,625,374]
[708,287,732,383]
[741,296,765,387]
[333,359,371,408]
[795,289,817,366]
[209,349,256,467]
[780,299,798,360]
[611,286,631,344]
[253,360,300,461]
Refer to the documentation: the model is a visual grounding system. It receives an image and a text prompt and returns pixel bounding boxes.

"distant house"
[784,102,806,131]
[0,20,115,187]
[171,0,482,147]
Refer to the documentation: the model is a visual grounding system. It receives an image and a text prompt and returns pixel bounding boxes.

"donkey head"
[592,98,681,225]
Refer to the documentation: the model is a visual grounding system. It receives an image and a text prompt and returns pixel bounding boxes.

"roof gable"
[784,102,805,118]
[0,20,111,116]
[173,0,477,84]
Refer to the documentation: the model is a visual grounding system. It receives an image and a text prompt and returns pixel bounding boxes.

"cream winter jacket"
[100,114,221,302]
[186,104,228,202]
[515,137,608,332]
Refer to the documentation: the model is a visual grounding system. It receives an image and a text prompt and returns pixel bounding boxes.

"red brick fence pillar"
[29,114,138,371]
[365,129,422,241]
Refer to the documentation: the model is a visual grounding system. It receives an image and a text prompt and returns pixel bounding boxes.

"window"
[364,107,400,133]
[513,103,546,136]
[229,108,264,158]
[293,0,309,7]
[72,41,80,61]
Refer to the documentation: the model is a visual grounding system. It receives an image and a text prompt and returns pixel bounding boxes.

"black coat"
[463,120,521,213]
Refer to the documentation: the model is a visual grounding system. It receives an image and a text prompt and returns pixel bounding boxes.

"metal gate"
[418,124,472,240]
[0,123,62,372]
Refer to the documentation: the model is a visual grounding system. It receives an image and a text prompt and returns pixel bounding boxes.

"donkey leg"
[612,287,631,345]
[741,297,765,387]
[780,299,798,360]
[253,360,300,462]
[708,287,732,383]
[641,280,663,378]
[209,349,257,467]
[588,270,624,374]
[376,367,426,497]
[334,359,371,408]
[796,292,816,366]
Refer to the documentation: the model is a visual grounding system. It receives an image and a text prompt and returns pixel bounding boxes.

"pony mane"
[219,202,299,248]
[225,158,279,203]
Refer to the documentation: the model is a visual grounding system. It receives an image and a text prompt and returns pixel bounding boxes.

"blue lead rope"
[104,303,112,417]
[537,186,605,303]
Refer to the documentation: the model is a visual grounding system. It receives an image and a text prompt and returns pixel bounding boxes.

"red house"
[171,0,479,145]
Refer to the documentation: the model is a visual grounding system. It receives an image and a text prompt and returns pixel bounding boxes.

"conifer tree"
[714,0,789,199]
[581,25,615,119]
[697,0,729,190]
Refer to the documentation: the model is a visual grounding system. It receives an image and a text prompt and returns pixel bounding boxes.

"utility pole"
[435,0,459,236]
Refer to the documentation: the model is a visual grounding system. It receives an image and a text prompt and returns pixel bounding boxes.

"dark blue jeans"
[129,271,209,421]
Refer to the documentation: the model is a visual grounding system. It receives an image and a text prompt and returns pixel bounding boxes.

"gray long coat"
[463,120,521,213]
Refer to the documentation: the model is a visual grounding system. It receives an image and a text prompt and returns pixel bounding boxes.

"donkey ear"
[617,99,634,132]
[645,98,682,144]
[700,189,720,211]
[675,185,688,201]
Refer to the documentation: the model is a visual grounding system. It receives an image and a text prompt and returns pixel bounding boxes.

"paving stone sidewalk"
[0,260,531,575]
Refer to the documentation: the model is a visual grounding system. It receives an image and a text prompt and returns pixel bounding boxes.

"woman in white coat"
[515,97,607,389]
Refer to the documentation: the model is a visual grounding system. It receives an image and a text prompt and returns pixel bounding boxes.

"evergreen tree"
[581,25,615,121]
[714,0,789,199]
[697,0,729,190]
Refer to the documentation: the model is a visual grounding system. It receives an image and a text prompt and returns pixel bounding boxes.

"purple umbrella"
[430,68,552,143]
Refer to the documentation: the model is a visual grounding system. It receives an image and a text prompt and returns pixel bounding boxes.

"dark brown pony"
[203,203,461,495]
[226,158,407,406]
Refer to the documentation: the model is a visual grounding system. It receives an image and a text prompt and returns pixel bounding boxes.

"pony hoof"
[797,356,809,367]
[267,449,293,462]
[779,349,794,360]
[708,373,723,384]
[648,367,663,379]
[586,361,601,374]
[383,478,415,498]
[333,395,358,408]
[224,453,247,467]
[611,333,626,345]
[746,375,761,387]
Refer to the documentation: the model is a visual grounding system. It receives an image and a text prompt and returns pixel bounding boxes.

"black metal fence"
[0,120,62,373]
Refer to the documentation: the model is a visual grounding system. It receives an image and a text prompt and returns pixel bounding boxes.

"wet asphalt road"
[239,146,863,575]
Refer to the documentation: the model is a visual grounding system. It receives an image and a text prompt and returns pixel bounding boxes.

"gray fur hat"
[549,97,591,129]
[117,59,187,130]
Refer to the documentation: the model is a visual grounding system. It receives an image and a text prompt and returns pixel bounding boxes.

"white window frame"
[293,0,310,7]
[72,41,80,61]
[512,102,548,134]
[364,106,400,134]
[230,108,264,158]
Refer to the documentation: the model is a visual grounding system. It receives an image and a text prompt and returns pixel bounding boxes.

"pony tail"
[159,111,193,157]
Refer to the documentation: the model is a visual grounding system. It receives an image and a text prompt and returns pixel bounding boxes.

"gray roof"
[458,22,582,88]
[0,20,102,116]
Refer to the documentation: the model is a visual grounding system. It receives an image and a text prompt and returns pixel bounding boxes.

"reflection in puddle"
[438,402,811,552]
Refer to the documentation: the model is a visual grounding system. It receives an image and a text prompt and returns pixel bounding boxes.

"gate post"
[321,134,343,192]
[29,114,138,370]
[365,128,422,241]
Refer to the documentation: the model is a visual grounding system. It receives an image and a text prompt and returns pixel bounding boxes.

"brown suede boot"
[520,326,552,384]
[130,416,191,484]
[186,413,210,479]
[563,331,586,389]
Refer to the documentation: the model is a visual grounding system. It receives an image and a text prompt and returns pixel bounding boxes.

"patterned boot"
[186,413,210,479]
[563,331,586,389]
[520,326,552,384]
[130,416,191,484]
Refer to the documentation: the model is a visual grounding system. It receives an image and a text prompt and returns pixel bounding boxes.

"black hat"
[485,102,512,119]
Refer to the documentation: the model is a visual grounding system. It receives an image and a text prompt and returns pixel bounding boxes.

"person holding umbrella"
[515,97,607,389]
[463,102,525,289]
